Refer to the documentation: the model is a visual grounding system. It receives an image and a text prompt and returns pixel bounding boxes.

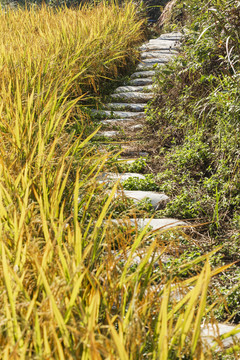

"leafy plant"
[116,157,147,173]
[122,174,160,191]
[147,0,240,240]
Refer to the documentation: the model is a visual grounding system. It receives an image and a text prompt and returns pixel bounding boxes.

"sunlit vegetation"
[146,0,240,349]
[153,0,240,239]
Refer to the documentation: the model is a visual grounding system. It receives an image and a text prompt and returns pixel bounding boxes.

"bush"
[148,0,240,239]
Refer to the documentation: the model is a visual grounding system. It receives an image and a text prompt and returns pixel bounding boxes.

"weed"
[145,0,240,329]
[147,0,240,239]
[122,174,160,191]
[116,157,147,173]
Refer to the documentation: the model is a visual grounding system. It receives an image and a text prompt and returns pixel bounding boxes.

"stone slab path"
[91,31,182,219]
[90,31,240,350]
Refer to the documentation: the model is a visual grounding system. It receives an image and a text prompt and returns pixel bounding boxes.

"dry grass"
[158,0,178,28]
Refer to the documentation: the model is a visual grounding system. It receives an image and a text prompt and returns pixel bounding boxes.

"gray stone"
[120,148,149,157]
[139,58,168,64]
[91,110,145,119]
[122,191,169,209]
[144,284,194,302]
[141,51,177,60]
[201,323,240,349]
[100,172,146,183]
[129,78,153,86]
[116,172,146,181]
[96,130,119,138]
[105,103,146,112]
[159,32,183,41]
[149,39,177,45]
[110,92,154,103]
[114,85,154,93]
[136,62,164,71]
[108,217,187,232]
[129,124,143,131]
[130,218,187,230]
[140,43,179,52]
[100,119,134,125]
[131,71,155,79]
[113,246,171,267]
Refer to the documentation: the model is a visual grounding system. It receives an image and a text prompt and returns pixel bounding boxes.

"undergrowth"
[149,0,240,239]
[146,0,240,331]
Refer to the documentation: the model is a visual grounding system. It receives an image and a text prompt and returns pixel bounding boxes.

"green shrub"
[116,157,147,173]
[122,174,159,191]
[148,0,240,239]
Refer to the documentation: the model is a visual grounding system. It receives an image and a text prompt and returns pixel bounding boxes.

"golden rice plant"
[0,1,144,100]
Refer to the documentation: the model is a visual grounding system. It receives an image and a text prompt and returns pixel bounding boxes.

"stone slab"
[141,51,177,60]
[96,131,119,138]
[100,172,146,183]
[130,124,143,131]
[159,32,183,41]
[108,217,187,232]
[140,43,180,51]
[139,58,168,64]
[119,149,149,157]
[136,62,164,71]
[117,158,145,164]
[91,110,145,119]
[146,284,194,302]
[114,85,153,93]
[110,92,154,103]
[129,78,153,86]
[201,323,240,348]
[113,246,170,267]
[148,39,177,46]
[100,119,134,125]
[131,71,155,79]
[131,218,187,230]
[122,191,169,209]
[105,103,146,112]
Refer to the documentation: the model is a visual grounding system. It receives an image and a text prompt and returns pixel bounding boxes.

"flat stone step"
[201,323,240,349]
[140,43,180,52]
[129,124,143,131]
[105,103,146,112]
[96,130,120,138]
[110,92,154,103]
[146,284,194,302]
[101,119,144,130]
[139,58,168,64]
[114,85,154,93]
[141,51,177,60]
[129,78,153,86]
[100,118,135,125]
[100,172,146,183]
[130,218,187,230]
[131,70,156,79]
[109,217,187,231]
[122,190,169,210]
[114,246,170,267]
[91,110,145,120]
[159,32,183,41]
[148,39,177,46]
[120,148,149,157]
[136,62,165,71]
